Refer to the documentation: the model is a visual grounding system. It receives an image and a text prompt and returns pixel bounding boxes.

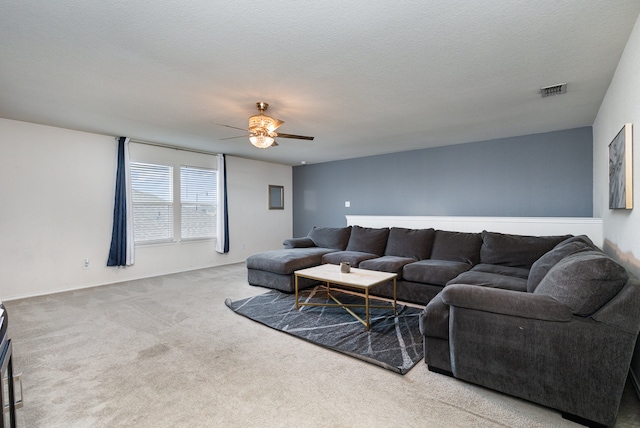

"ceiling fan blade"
[214,123,248,132]
[275,133,314,140]
[270,140,279,147]
[220,135,248,140]
[267,119,285,132]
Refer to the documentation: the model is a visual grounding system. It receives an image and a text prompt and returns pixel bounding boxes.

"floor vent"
[540,83,567,97]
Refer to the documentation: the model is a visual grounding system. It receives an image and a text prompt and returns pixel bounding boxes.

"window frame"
[128,143,218,246]
[179,165,218,241]
[130,161,175,245]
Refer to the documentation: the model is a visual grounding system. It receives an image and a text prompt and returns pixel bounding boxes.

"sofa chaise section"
[247,247,333,293]
[246,226,351,292]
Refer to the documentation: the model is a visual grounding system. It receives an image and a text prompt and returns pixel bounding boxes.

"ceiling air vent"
[540,83,567,97]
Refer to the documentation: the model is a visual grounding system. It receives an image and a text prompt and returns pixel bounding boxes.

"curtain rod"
[116,137,219,156]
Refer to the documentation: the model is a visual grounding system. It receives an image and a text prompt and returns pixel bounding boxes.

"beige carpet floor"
[4,262,640,427]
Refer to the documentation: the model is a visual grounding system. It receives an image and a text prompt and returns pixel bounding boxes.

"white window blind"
[180,166,217,239]
[130,162,174,243]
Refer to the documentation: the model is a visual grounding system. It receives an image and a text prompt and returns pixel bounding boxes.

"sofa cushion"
[384,227,435,260]
[527,235,596,292]
[471,263,530,279]
[283,237,316,249]
[307,226,352,250]
[430,230,482,265]
[246,248,336,275]
[359,256,416,278]
[533,251,629,316]
[321,250,379,267]
[345,226,390,256]
[403,259,473,286]
[480,231,572,269]
[446,270,528,292]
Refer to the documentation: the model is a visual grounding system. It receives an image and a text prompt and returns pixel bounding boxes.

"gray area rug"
[225,286,423,374]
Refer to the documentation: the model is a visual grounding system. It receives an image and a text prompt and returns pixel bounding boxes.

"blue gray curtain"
[215,154,229,253]
[107,137,134,266]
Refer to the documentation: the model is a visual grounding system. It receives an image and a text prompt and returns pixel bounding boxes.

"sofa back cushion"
[533,251,628,316]
[430,230,482,265]
[527,235,596,292]
[384,227,435,260]
[307,226,352,250]
[480,231,572,269]
[345,226,390,256]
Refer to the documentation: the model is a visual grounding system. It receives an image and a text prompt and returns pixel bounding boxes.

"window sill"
[134,237,217,248]
[179,237,217,244]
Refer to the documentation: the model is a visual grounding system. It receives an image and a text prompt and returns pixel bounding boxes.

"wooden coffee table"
[294,264,397,331]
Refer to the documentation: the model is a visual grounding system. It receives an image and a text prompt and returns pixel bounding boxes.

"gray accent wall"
[292,127,593,237]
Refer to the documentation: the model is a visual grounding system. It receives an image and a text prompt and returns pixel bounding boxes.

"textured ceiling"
[1,1,639,165]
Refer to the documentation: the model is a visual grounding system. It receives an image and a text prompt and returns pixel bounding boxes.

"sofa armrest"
[447,298,634,426]
[441,284,572,322]
[283,237,316,249]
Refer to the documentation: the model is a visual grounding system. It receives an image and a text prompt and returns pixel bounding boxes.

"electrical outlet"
[345,201,351,208]
[83,259,90,269]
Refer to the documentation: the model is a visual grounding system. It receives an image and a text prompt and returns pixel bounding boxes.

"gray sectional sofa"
[247,225,571,305]
[246,225,640,427]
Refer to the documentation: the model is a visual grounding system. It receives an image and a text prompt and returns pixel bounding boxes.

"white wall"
[593,14,640,395]
[0,118,292,300]
[593,14,640,278]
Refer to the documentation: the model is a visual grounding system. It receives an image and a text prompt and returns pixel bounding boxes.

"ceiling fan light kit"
[248,102,278,148]
[218,102,314,149]
[249,132,275,149]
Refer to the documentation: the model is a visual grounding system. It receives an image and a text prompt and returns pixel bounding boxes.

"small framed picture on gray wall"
[609,123,633,210]
[269,185,284,210]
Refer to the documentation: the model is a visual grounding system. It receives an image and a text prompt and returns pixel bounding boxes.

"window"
[129,144,218,244]
[130,162,173,243]
[180,166,217,239]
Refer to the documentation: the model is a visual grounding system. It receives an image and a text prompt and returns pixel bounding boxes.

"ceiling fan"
[216,102,314,148]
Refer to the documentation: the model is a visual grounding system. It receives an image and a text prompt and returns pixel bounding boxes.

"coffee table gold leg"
[295,274,299,310]
[365,288,370,331]
[393,278,397,316]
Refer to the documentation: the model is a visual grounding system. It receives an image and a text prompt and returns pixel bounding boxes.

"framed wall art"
[609,123,633,209]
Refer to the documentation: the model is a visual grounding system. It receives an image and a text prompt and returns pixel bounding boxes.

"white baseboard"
[3,261,245,302]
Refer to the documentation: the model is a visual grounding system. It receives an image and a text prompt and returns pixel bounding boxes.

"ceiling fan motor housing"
[249,114,276,133]
[248,102,281,135]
